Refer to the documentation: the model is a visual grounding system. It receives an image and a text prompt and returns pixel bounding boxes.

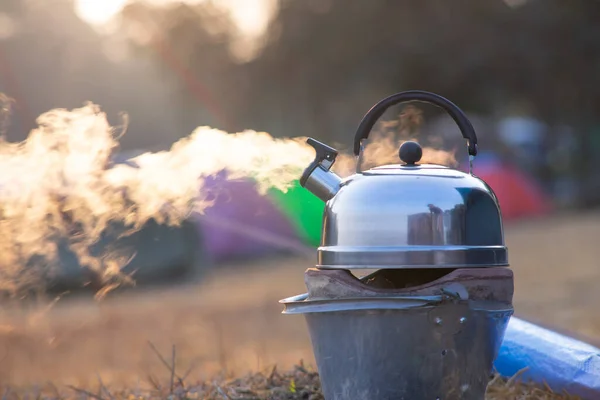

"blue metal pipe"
[495,317,600,399]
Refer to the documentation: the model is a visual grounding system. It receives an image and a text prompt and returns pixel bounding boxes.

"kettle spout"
[300,138,342,202]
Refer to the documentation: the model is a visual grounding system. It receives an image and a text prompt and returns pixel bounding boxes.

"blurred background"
[2,0,600,207]
[1,0,600,388]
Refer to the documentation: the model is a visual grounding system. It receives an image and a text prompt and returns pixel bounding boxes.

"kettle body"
[300,90,507,269]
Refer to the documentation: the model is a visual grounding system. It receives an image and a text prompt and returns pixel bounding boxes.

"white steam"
[0,100,455,299]
[0,103,312,298]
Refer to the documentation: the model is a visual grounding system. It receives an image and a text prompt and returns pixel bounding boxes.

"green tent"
[268,180,324,247]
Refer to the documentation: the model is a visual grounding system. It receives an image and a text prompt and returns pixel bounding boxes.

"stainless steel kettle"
[300,90,507,269]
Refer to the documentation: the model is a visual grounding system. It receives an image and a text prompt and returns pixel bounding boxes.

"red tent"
[468,153,553,221]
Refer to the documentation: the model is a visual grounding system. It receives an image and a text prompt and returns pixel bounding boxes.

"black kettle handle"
[353,90,478,157]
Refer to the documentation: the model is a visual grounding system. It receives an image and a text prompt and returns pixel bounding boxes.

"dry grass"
[0,349,579,399]
[0,210,599,398]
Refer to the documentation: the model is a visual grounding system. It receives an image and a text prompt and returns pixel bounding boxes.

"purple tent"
[193,172,309,262]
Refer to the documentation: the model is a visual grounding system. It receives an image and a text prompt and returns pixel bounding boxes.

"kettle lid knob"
[399,141,423,165]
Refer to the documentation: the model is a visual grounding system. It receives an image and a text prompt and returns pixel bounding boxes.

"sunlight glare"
[75,0,130,26]
[75,0,274,37]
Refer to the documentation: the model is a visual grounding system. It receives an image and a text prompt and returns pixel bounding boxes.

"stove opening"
[358,268,457,290]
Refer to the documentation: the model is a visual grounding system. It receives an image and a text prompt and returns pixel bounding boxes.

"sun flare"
[74,0,275,36]
[74,0,130,26]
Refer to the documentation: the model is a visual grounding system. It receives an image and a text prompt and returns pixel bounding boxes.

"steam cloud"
[333,105,458,174]
[0,100,456,299]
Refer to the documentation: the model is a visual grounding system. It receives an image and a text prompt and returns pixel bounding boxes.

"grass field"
[0,210,599,398]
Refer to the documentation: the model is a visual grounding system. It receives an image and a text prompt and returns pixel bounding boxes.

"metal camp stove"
[280,91,514,400]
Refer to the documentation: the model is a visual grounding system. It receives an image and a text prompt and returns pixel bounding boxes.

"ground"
[0,210,599,395]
